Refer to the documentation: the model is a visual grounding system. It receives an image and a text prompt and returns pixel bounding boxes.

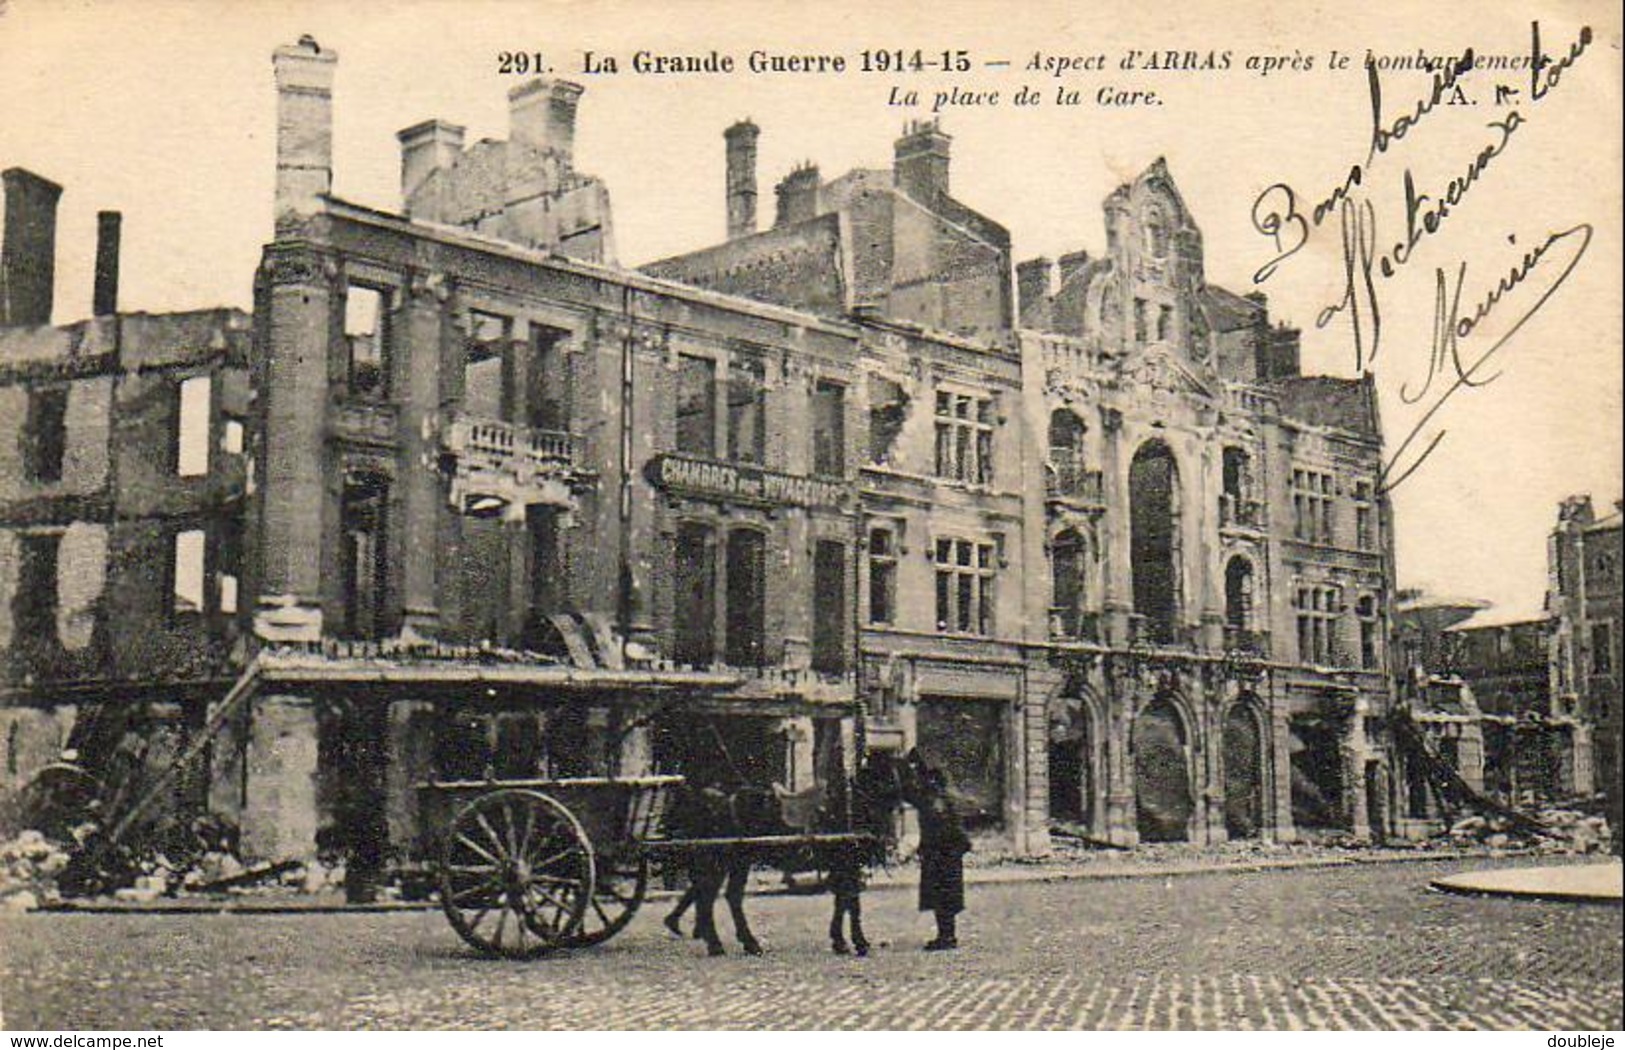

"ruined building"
[1015,163,1397,845]
[0,168,252,819]
[1391,496,1618,831]
[648,118,1041,845]
[1,37,1418,871]
[651,134,1399,846]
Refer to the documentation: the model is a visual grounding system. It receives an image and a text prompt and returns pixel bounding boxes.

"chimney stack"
[1015,257,1053,328]
[724,120,759,240]
[774,163,821,227]
[397,119,466,209]
[273,36,338,227]
[93,210,122,317]
[509,79,584,167]
[894,119,951,203]
[1,168,63,328]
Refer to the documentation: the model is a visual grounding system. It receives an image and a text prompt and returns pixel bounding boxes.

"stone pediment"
[1115,345,1215,402]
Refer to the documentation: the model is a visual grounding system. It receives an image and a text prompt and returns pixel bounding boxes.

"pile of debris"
[1443,808,1612,853]
[1,829,74,911]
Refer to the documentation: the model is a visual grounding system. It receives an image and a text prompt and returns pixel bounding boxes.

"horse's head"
[845,751,914,856]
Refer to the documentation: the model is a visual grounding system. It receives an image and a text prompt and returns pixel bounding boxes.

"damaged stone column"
[240,696,320,863]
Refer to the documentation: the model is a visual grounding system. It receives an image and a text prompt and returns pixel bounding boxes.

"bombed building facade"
[1013,165,1396,846]
[0,166,253,827]
[0,37,1445,873]
[1391,496,1619,831]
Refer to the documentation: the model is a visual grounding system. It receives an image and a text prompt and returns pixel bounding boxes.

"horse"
[662,778,785,956]
[660,751,910,957]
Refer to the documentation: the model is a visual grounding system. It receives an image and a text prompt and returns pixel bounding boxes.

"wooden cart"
[419,774,874,958]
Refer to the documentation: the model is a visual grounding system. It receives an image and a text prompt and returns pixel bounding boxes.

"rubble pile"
[1443,808,1612,853]
[0,829,73,910]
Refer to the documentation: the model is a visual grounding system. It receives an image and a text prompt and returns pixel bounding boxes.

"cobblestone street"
[2,858,1620,1030]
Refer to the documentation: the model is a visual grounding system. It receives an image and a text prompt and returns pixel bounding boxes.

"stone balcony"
[1223,625,1270,657]
[1219,493,1267,530]
[444,414,583,519]
[1046,463,1106,510]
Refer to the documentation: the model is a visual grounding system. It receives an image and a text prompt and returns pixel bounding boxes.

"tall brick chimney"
[272,36,337,227]
[397,119,466,207]
[774,163,821,227]
[509,79,584,167]
[1,168,63,327]
[724,120,759,240]
[1015,257,1053,329]
[93,211,121,317]
[894,119,951,203]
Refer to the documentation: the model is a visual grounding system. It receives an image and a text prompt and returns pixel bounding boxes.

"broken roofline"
[312,195,1021,363]
[316,195,859,337]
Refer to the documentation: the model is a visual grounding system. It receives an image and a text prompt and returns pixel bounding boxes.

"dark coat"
[915,793,970,915]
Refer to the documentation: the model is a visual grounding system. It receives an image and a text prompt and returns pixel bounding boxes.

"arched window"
[1221,447,1254,527]
[1225,556,1257,653]
[1129,441,1181,644]
[1051,529,1088,639]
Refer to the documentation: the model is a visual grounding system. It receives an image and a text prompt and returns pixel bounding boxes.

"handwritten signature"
[1248,20,1595,492]
[1382,224,1593,492]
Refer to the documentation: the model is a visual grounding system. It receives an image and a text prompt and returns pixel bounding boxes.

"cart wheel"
[439,789,594,958]
[561,853,649,947]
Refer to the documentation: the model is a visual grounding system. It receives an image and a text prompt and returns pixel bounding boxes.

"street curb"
[1428,863,1624,905]
[18,847,1573,915]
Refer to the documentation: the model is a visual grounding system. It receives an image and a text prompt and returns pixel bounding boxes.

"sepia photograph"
[0,0,1619,1033]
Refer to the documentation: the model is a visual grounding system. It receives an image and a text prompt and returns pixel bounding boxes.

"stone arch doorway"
[1222,700,1264,839]
[1048,693,1099,832]
[1133,696,1193,842]
[1129,441,1181,644]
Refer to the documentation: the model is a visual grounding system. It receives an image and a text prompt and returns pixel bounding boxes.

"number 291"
[498,52,545,74]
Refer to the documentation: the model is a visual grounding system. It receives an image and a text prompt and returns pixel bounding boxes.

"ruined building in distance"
[0,37,1439,873]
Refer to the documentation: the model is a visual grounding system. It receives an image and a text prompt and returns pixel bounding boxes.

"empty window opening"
[724,528,766,669]
[675,356,717,457]
[526,505,564,634]
[673,522,715,667]
[1225,557,1255,632]
[727,358,766,465]
[867,374,908,464]
[340,473,390,640]
[172,528,206,616]
[1047,409,1090,498]
[22,387,68,484]
[811,540,847,674]
[218,516,243,616]
[1051,529,1088,639]
[527,325,569,431]
[1134,698,1191,843]
[221,416,245,456]
[1129,441,1181,644]
[1290,717,1346,830]
[176,375,211,477]
[344,285,389,400]
[812,380,846,476]
[464,311,511,419]
[14,533,62,645]
[1223,703,1263,839]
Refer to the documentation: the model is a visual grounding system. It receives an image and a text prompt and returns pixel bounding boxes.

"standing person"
[909,751,970,951]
